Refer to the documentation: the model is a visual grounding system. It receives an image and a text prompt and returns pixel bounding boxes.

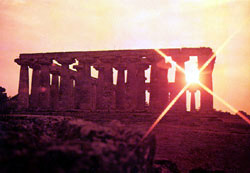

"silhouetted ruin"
[15,48,215,113]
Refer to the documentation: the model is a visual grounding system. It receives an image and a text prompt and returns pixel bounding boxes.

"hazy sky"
[0,0,250,113]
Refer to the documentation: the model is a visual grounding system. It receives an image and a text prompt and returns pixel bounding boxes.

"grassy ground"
[1,112,250,172]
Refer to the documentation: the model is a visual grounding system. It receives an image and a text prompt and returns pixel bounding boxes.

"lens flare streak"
[154,47,250,126]
[155,49,186,74]
[199,21,247,73]
[198,82,250,125]
[140,83,190,143]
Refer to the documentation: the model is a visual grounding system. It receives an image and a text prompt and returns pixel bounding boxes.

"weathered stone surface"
[39,63,51,110]
[126,58,139,111]
[150,55,171,112]
[198,54,215,112]
[30,64,40,110]
[136,63,149,111]
[57,59,75,110]
[50,70,59,111]
[15,48,216,113]
[15,58,30,111]
[115,64,126,110]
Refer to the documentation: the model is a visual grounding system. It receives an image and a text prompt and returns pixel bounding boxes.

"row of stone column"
[15,57,151,112]
[15,52,215,113]
[15,58,75,111]
[149,54,189,112]
[149,53,215,113]
[93,57,150,112]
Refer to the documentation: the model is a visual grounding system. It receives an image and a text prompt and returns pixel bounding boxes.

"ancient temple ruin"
[15,48,215,113]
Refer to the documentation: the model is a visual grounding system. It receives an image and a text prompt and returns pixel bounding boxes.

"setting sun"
[185,68,200,84]
[185,57,200,84]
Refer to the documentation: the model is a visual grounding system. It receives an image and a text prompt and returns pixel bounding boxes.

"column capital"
[188,83,199,92]
[56,57,75,65]
[30,63,40,70]
[74,64,84,71]
[15,58,30,66]
[50,66,60,75]
[137,62,150,71]
[29,59,41,69]
[39,58,52,65]
[114,63,126,71]
[69,71,77,80]
[93,62,105,71]
[156,59,172,70]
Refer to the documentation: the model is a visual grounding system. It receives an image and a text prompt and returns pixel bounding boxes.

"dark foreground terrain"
[0,111,250,172]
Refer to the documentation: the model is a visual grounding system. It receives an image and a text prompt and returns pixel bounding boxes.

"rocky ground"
[0,111,250,172]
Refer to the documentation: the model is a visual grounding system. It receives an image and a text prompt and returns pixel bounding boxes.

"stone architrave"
[39,58,52,110]
[30,63,41,110]
[15,58,30,110]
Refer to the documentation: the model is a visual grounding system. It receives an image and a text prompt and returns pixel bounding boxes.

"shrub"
[0,117,156,172]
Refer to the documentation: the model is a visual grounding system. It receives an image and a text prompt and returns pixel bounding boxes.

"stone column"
[91,80,97,111]
[136,63,149,111]
[30,63,40,110]
[150,56,171,112]
[98,57,116,111]
[198,54,215,112]
[103,64,113,84]
[74,65,84,109]
[15,58,30,111]
[115,64,126,110]
[39,59,52,110]
[57,58,75,110]
[191,91,196,111]
[50,69,60,111]
[171,54,189,112]
[190,91,196,111]
[95,65,105,110]
[76,58,96,110]
[69,75,75,109]
[149,62,159,112]
[188,84,198,112]
[206,74,214,109]
[126,58,139,111]
[200,74,214,112]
